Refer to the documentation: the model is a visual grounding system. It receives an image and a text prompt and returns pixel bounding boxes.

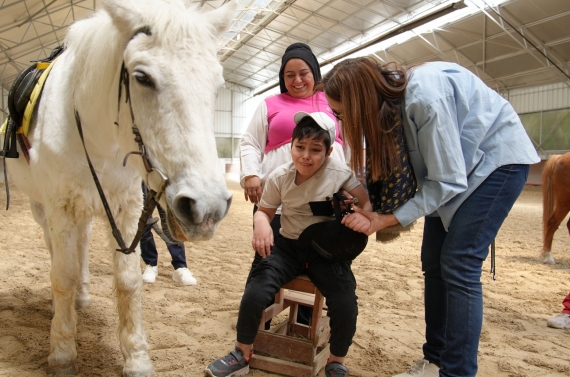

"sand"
[0,178,569,377]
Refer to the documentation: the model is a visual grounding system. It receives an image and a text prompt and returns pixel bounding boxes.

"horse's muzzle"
[166,193,232,241]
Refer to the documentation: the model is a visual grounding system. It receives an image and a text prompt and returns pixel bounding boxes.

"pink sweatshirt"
[264,92,343,154]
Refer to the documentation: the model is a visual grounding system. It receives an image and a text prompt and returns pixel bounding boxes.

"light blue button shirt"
[393,61,540,230]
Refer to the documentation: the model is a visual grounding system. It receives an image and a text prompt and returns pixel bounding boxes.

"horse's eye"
[133,71,155,89]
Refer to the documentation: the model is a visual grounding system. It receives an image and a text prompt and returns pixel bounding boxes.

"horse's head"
[104,0,236,241]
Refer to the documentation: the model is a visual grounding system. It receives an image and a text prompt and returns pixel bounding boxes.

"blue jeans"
[421,164,529,377]
[140,204,187,270]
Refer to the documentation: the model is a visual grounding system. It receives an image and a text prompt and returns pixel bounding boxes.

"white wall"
[504,82,570,114]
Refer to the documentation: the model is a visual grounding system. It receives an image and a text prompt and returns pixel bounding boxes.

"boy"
[205,112,371,377]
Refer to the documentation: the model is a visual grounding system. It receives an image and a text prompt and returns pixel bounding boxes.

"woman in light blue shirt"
[318,57,540,377]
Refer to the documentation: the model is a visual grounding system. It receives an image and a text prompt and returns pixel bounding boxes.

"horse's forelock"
[145,4,223,49]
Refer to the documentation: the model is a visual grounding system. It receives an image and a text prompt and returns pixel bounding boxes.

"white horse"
[5,0,235,375]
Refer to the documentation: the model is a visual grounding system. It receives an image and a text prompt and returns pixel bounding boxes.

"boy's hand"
[340,211,371,234]
[252,223,274,257]
[342,207,399,236]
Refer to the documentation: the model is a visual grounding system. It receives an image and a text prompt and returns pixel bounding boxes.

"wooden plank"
[283,276,317,293]
[253,331,315,364]
[314,316,330,347]
[250,354,313,377]
[290,323,310,338]
[284,291,317,307]
[270,320,288,335]
[312,344,330,376]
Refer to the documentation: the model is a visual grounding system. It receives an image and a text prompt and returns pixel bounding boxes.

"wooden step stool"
[249,275,331,377]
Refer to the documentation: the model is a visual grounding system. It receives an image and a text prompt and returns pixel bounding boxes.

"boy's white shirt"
[260,157,361,240]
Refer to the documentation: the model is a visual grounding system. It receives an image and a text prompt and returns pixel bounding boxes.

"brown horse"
[542,152,570,264]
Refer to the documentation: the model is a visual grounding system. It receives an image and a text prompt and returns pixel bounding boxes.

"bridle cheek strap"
[74,60,168,254]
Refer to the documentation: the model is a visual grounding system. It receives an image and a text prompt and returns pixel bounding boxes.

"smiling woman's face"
[283,58,315,98]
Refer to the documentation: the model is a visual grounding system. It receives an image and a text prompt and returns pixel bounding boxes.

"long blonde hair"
[317,57,408,181]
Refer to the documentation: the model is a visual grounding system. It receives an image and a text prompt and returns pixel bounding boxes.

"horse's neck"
[73,60,121,119]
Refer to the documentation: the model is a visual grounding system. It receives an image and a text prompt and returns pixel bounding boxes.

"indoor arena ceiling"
[1,0,569,100]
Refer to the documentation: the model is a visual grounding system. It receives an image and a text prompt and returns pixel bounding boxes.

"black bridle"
[75,25,168,255]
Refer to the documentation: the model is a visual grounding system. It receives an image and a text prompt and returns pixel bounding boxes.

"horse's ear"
[103,0,145,38]
[203,0,238,39]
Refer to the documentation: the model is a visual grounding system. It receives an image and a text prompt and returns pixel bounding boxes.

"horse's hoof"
[75,295,91,310]
[122,366,153,377]
[542,252,556,264]
[123,356,153,377]
[46,360,79,375]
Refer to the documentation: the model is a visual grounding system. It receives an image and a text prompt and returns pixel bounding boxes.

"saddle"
[1,45,65,162]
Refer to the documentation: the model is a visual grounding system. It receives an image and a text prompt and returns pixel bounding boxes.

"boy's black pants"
[236,236,358,357]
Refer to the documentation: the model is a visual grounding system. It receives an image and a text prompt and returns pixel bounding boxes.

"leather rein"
[75,26,168,255]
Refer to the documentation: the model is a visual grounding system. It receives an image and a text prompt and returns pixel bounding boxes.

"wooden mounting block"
[249,275,331,377]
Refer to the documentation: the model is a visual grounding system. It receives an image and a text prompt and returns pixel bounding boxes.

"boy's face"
[291,136,331,179]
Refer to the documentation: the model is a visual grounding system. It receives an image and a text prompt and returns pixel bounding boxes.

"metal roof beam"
[219,0,297,62]
[254,0,468,95]
[498,6,569,76]
[474,1,569,81]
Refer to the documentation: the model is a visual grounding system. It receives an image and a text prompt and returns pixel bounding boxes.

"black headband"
[278,43,321,93]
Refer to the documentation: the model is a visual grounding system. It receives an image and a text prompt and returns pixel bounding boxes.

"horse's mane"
[64,0,219,99]
[64,11,121,98]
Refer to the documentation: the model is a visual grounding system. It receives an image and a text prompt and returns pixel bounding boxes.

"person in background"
[547,292,570,329]
[240,42,346,325]
[140,183,196,286]
[318,57,540,377]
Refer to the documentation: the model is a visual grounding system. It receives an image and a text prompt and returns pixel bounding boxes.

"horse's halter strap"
[74,25,169,255]
[116,54,171,253]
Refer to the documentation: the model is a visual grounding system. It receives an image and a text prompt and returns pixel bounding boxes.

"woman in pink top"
[240,43,346,204]
[240,43,347,326]
[240,43,346,233]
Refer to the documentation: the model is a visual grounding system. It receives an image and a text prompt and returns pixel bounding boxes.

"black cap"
[278,43,321,94]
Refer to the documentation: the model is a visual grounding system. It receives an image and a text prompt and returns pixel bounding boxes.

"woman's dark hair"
[291,117,332,152]
[316,57,408,181]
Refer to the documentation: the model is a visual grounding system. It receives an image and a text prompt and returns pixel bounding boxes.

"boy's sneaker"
[142,265,158,283]
[172,267,197,285]
[547,313,570,329]
[325,362,349,377]
[205,347,250,377]
[393,359,439,377]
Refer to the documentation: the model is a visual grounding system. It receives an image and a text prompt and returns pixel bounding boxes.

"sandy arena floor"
[0,178,569,377]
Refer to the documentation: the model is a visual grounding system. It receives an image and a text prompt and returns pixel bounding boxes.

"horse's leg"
[31,199,91,313]
[542,206,568,264]
[112,186,153,377]
[76,221,92,310]
[30,199,53,258]
[45,205,89,375]
[29,199,58,313]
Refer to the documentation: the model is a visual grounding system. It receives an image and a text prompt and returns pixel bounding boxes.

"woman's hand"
[342,207,399,236]
[243,176,263,204]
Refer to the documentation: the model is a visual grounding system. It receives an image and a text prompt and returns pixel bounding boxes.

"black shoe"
[205,347,250,377]
[325,362,349,377]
